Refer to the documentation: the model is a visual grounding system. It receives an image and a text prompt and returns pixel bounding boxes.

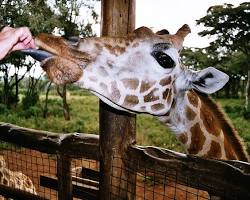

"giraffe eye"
[151,51,175,69]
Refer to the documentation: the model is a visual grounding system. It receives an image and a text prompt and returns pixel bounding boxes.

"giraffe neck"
[159,90,249,162]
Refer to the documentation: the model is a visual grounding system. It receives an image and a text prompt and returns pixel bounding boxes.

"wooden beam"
[0,122,99,160]
[126,145,250,200]
[57,154,72,200]
[0,184,47,200]
[81,167,100,182]
[99,0,136,200]
[40,175,98,200]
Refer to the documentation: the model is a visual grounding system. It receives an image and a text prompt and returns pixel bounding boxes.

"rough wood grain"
[1,122,250,199]
[126,145,250,200]
[0,184,47,200]
[40,175,98,199]
[99,1,136,200]
[0,122,99,159]
[57,154,72,200]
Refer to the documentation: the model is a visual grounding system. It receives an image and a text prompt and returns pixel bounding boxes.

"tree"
[0,0,99,119]
[182,47,247,98]
[0,0,58,107]
[52,0,99,120]
[196,2,250,110]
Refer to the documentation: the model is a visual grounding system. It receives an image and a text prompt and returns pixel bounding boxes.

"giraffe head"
[25,24,229,115]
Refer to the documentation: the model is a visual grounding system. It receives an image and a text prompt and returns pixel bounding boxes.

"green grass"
[216,98,250,153]
[0,93,249,154]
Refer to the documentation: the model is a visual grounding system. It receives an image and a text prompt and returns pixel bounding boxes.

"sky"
[135,0,244,48]
[92,0,244,48]
[7,0,246,78]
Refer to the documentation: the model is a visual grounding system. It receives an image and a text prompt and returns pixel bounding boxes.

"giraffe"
[0,155,37,199]
[23,24,249,162]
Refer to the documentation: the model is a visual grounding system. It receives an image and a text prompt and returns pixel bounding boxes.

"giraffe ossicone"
[24,24,249,162]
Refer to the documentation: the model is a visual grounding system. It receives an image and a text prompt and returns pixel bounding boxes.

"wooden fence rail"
[0,122,250,200]
[126,145,250,200]
[0,122,99,200]
[0,122,99,160]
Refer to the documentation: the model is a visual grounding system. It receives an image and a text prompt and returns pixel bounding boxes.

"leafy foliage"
[182,2,250,110]
[197,2,250,55]
[0,0,99,109]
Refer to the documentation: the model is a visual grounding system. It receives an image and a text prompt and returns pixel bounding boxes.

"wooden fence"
[0,1,250,200]
[0,122,249,200]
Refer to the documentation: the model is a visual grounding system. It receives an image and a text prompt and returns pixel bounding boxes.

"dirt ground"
[0,149,209,200]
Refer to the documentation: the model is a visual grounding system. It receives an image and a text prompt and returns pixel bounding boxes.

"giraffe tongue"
[20,49,53,62]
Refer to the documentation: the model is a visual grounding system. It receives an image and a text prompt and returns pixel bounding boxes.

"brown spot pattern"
[187,91,199,107]
[188,123,206,154]
[132,42,139,48]
[94,42,102,51]
[122,78,139,90]
[123,95,139,107]
[3,178,8,185]
[206,141,222,158]
[186,106,196,121]
[151,103,165,111]
[144,89,159,102]
[167,89,172,104]
[163,88,173,104]
[159,77,172,86]
[110,81,121,102]
[162,88,169,99]
[200,103,221,136]
[140,81,154,93]
[178,133,188,144]
[104,44,126,55]
[171,99,176,109]
[224,137,237,160]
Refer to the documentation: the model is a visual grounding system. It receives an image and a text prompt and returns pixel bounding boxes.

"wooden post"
[99,0,136,200]
[57,154,72,200]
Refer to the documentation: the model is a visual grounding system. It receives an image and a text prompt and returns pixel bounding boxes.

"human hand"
[0,26,36,60]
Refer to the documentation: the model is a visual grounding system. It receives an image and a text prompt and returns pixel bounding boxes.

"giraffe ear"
[191,67,229,94]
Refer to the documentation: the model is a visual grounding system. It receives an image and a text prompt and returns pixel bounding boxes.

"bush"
[19,106,41,118]
[224,105,243,118]
[0,90,18,107]
[243,106,250,120]
[0,103,9,114]
[22,91,39,110]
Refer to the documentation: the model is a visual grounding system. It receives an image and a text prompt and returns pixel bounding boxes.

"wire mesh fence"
[0,141,57,199]
[0,140,100,200]
[110,147,250,200]
[0,140,249,200]
[110,155,210,200]
[0,123,249,200]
